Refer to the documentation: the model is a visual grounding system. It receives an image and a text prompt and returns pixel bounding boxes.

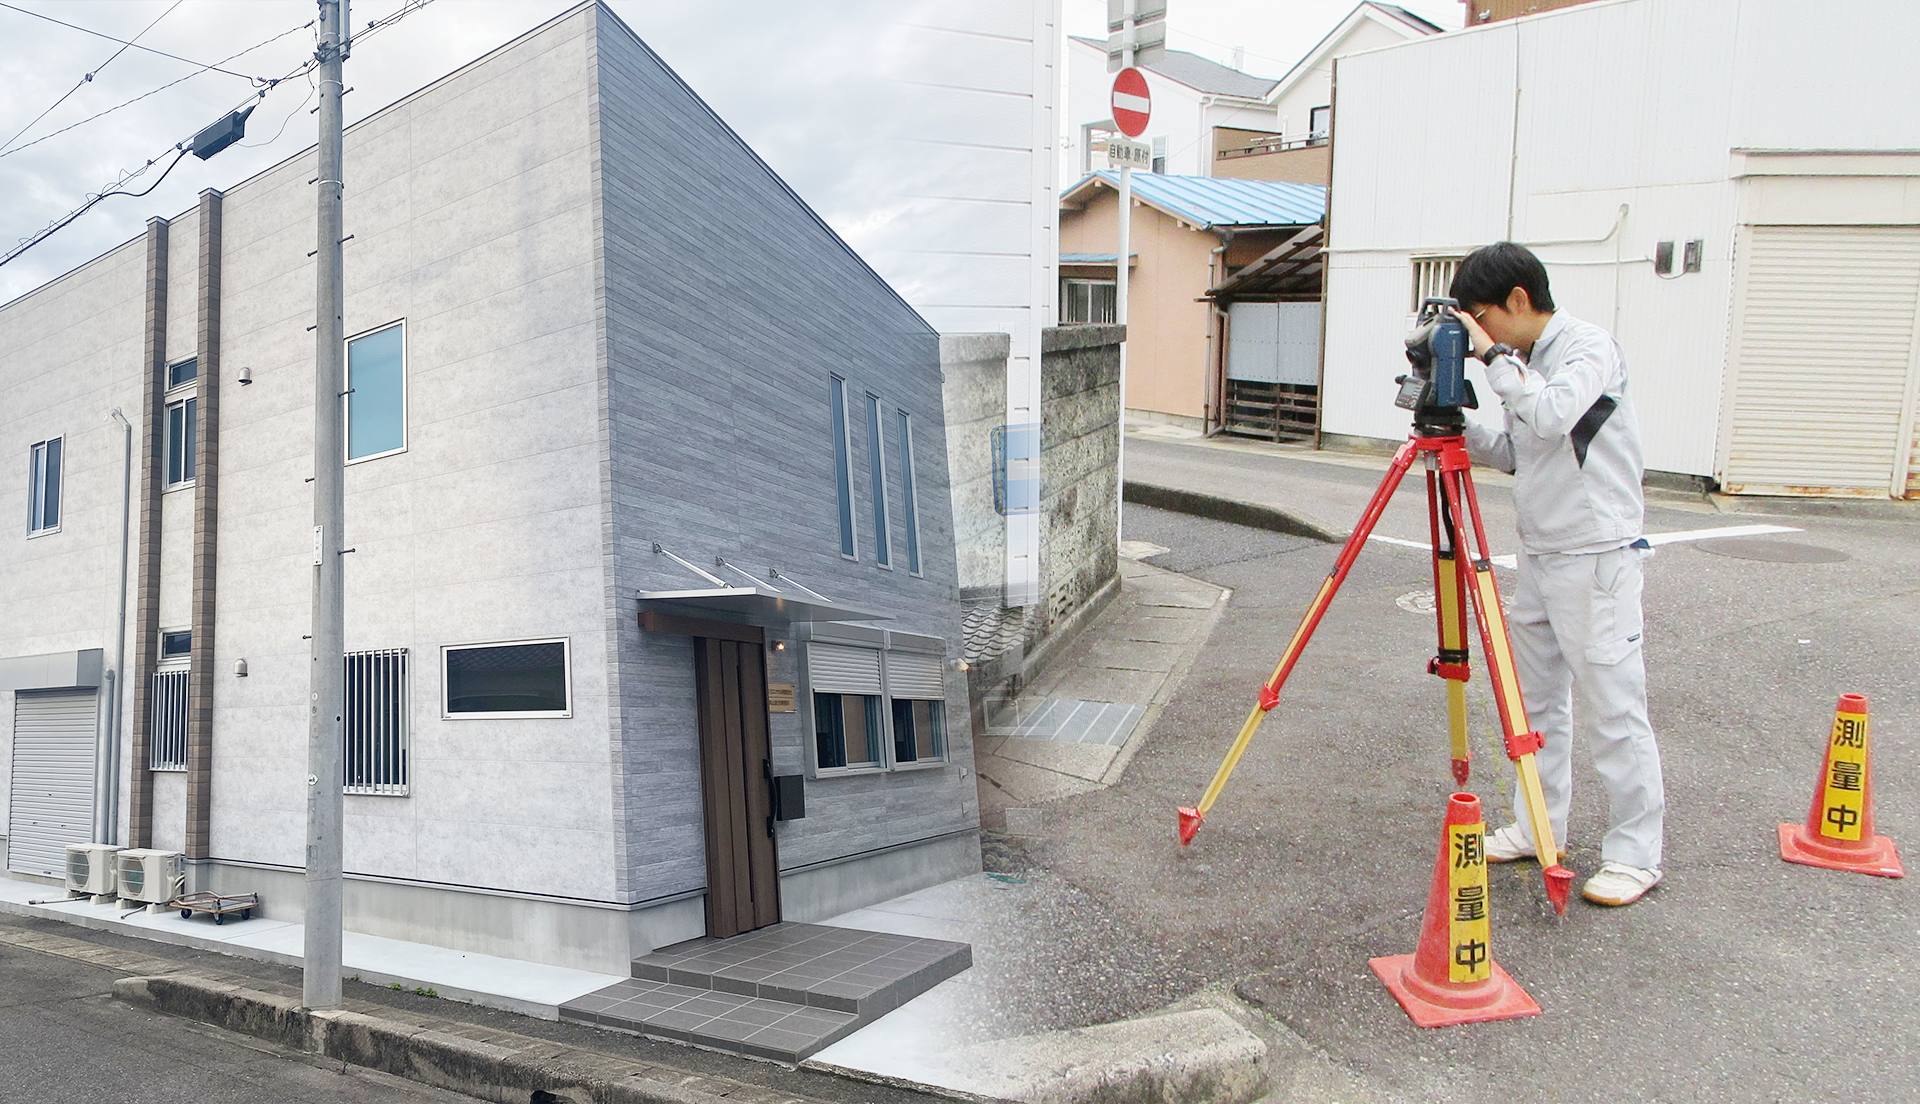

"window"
[150,662,188,772]
[1151,135,1168,174]
[443,639,570,717]
[166,397,196,487]
[885,648,947,765]
[808,642,883,771]
[167,357,197,389]
[1062,279,1117,325]
[866,395,891,568]
[346,322,406,461]
[814,692,883,770]
[1308,104,1331,144]
[29,437,61,534]
[896,411,921,575]
[892,699,947,764]
[830,376,855,558]
[1411,256,1464,312]
[345,649,408,794]
[161,630,192,662]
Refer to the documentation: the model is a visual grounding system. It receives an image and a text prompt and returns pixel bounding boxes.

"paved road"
[0,930,479,1104]
[1039,439,1920,1103]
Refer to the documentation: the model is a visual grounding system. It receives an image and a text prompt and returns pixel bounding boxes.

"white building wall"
[1323,0,1920,478]
[1270,16,1411,140]
[1061,36,1270,183]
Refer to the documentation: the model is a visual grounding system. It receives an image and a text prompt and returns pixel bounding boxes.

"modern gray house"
[0,2,979,975]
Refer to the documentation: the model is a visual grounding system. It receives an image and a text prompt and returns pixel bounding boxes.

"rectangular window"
[345,649,408,795]
[166,397,196,487]
[813,692,882,770]
[347,323,406,461]
[160,630,192,661]
[891,698,946,764]
[1308,104,1332,143]
[1411,256,1464,312]
[167,357,197,389]
[1062,279,1117,325]
[866,395,891,568]
[150,668,188,771]
[896,411,921,575]
[830,376,855,558]
[29,437,62,534]
[443,638,570,717]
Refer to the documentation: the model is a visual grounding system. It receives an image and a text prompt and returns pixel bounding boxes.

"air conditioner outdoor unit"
[65,843,122,896]
[116,849,184,904]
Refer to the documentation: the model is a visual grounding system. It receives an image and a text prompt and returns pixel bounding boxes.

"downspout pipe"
[99,408,134,845]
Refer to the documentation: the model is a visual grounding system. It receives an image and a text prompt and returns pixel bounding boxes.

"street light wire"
[0,0,185,155]
[0,18,317,160]
[0,1,271,83]
[238,71,316,149]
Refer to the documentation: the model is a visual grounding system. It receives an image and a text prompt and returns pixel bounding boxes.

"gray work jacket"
[1464,312,1645,554]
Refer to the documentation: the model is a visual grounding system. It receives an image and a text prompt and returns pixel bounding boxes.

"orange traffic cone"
[1779,694,1903,878]
[1370,792,1540,1027]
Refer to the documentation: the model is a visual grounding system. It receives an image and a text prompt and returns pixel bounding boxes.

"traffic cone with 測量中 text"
[1779,694,1903,878]
[1369,792,1540,1027]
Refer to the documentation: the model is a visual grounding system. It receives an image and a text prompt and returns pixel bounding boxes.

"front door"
[693,637,781,938]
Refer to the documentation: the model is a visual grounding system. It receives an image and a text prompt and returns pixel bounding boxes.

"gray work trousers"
[1507,545,1666,870]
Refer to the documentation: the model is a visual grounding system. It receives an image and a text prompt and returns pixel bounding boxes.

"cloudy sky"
[0,0,1459,304]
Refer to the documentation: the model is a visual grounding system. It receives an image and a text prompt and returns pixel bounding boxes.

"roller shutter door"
[806,643,881,695]
[8,689,97,878]
[885,651,947,700]
[1722,225,1920,496]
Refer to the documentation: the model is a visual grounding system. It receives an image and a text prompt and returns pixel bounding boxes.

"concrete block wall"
[1036,324,1122,642]
[939,333,1013,597]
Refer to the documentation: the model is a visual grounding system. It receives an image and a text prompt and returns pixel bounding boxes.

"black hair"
[1449,241,1555,313]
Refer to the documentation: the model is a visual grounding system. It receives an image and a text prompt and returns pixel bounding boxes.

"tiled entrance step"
[559,922,971,1063]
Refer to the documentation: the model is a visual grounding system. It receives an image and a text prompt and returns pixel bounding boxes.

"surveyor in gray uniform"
[1450,242,1666,907]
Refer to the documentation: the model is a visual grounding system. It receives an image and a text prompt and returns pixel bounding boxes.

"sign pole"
[1113,13,1138,550]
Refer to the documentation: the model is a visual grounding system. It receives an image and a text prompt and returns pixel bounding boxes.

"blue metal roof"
[1069,172,1326,229]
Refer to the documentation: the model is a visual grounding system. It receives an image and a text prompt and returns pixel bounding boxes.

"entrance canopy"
[638,587,892,627]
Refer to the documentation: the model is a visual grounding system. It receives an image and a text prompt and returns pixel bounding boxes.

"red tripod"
[1175,431,1575,914]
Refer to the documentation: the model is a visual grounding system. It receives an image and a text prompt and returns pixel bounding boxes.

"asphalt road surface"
[1038,482,1920,1104]
[0,932,480,1104]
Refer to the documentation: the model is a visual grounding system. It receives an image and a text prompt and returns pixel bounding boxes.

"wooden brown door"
[693,637,781,937]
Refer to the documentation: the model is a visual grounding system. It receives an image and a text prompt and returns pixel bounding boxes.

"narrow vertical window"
[896,411,920,575]
[29,437,62,533]
[346,323,406,461]
[166,398,197,487]
[830,376,855,558]
[866,394,890,568]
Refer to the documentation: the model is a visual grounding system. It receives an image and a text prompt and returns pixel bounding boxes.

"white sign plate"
[1107,136,1151,169]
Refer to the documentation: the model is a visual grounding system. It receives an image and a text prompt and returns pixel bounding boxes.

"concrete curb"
[1122,482,1342,543]
[113,973,838,1104]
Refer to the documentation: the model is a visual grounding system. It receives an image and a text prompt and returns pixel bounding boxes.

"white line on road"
[1365,523,1804,569]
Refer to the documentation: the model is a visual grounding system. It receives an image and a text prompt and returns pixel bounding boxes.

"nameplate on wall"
[767,683,796,713]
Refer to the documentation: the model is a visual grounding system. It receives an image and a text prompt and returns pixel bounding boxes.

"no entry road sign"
[1111,67,1150,138]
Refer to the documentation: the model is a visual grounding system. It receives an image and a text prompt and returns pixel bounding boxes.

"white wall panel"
[1731,0,1920,152]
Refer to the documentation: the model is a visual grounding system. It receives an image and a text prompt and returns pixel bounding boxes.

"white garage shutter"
[885,651,947,700]
[8,689,97,878]
[1722,225,1920,496]
[807,643,881,695]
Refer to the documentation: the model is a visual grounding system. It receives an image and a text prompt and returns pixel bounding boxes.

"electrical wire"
[238,72,316,149]
[1,0,184,154]
[0,1,271,82]
[0,18,317,160]
[0,147,190,270]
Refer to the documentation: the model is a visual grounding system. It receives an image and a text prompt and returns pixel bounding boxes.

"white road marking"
[1365,523,1803,570]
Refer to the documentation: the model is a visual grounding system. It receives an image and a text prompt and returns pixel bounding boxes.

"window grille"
[1411,256,1464,312]
[345,649,408,794]
[150,669,188,771]
[1062,279,1117,325]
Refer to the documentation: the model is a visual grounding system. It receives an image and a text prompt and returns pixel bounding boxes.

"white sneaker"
[1484,823,1564,864]
[1581,861,1662,906]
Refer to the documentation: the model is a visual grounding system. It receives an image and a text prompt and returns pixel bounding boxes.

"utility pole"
[304,0,348,1011]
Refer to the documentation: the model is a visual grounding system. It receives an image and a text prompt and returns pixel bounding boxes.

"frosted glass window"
[347,323,406,460]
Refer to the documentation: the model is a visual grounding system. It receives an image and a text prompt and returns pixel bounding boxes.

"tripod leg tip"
[1451,758,1470,785]
[1544,865,1575,915]
[1177,807,1204,846]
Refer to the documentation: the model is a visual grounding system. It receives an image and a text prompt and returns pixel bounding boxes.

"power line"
[1,0,184,154]
[0,18,316,160]
[0,1,273,83]
[0,147,190,270]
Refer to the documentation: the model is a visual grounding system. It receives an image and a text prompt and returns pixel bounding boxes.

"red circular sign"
[1111,67,1151,138]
